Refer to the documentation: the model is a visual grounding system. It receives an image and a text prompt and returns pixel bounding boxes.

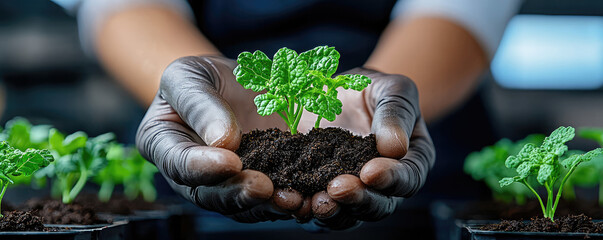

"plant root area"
[237,127,379,195]
[481,214,603,233]
[0,211,46,231]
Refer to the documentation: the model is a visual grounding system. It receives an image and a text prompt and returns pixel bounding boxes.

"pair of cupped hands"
[136,56,435,230]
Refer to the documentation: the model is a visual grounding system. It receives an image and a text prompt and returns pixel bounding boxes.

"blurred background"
[0,0,602,239]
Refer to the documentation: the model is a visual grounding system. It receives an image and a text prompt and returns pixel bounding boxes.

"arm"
[366,0,522,123]
[95,6,220,105]
[365,17,487,123]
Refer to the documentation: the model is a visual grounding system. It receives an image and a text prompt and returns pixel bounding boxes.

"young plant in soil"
[233,46,380,195]
[499,126,603,222]
[0,142,53,216]
[234,45,371,133]
[94,143,158,202]
[37,129,112,204]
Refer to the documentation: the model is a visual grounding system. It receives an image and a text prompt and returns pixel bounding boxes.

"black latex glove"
[136,56,293,222]
[293,68,436,230]
[136,56,436,226]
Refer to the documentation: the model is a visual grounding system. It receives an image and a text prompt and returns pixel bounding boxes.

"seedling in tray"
[0,141,53,216]
[500,126,603,221]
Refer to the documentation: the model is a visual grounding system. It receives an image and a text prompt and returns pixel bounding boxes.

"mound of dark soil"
[0,211,45,231]
[481,214,603,233]
[21,198,108,225]
[237,127,379,195]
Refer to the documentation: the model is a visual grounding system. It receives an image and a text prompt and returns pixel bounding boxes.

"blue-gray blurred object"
[492,15,603,90]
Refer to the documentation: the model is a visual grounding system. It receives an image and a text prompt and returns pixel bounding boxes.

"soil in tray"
[0,210,46,231]
[480,214,603,233]
[236,127,379,195]
[21,198,109,225]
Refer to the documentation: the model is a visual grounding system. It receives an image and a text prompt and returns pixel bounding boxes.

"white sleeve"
[391,0,523,59]
[74,0,195,57]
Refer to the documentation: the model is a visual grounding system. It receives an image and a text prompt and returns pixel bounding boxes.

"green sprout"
[500,126,603,221]
[94,144,158,202]
[233,46,371,134]
[39,130,112,204]
[464,134,544,205]
[0,142,53,216]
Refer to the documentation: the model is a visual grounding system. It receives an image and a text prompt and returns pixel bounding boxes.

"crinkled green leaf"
[335,74,372,91]
[233,51,272,92]
[9,149,53,176]
[253,93,287,116]
[500,177,519,187]
[537,164,556,184]
[505,156,521,169]
[268,47,309,95]
[517,161,536,179]
[298,46,340,78]
[300,90,342,121]
[0,142,54,183]
[542,126,574,156]
[562,148,603,169]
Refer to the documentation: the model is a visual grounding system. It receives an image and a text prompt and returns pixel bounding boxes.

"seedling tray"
[463,222,603,240]
[0,220,127,240]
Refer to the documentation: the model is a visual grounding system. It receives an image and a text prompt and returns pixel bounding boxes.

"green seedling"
[0,142,53,216]
[39,129,111,204]
[234,46,371,134]
[94,144,158,202]
[0,118,52,188]
[123,149,158,202]
[500,126,603,221]
[464,134,544,204]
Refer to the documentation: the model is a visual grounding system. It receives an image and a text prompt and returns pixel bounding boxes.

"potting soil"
[237,127,379,195]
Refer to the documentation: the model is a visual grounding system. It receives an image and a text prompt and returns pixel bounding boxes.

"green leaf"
[336,74,372,91]
[536,164,556,184]
[561,148,603,169]
[517,161,536,179]
[253,93,287,116]
[300,90,342,121]
[541,126,574,156]
[233,51,272,92]
[0,141,54,181]
[4,118,32,151]
[54,155,78,174]
[49,129,88,156]
[9,149,53,176]
[268,47,309,95]
[500,177,518,187]
[298,46,340,78]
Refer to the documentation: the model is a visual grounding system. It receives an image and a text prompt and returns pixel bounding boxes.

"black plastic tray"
[0,220,128,240]
[463,223,603,240]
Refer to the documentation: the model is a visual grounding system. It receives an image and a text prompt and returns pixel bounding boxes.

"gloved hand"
[136,56,295,222]
[296,68,436,230]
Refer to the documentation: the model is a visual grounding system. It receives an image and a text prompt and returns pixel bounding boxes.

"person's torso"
[187,0,397,71]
